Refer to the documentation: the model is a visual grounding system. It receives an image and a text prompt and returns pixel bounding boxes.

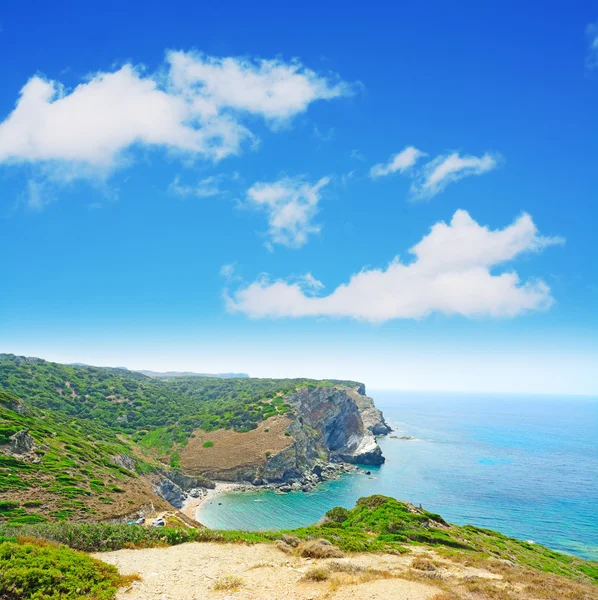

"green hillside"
[0,354,362,520]
[0,354,358,454]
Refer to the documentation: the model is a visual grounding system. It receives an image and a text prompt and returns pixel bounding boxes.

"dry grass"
[412,556,438,571]
[274,539,294,554]
[328,560,366,574]
[297,538,344,559]
[180,416,293,476]
[213,575,243,591]
[302,566,331,582]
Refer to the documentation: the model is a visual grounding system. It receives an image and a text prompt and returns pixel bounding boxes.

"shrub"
[298,539,344,559]
[412,556,437,571]
[0,538,135,599]
[302,566,330,581]
[202,441,214,448]
[325,506,349,523]
[0,501,20,513]
[213,575,243,591]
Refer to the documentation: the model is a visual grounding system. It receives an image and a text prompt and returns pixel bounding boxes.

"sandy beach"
[181,481,247,522]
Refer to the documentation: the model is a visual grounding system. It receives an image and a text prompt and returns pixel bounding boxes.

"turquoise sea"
[196,391,598,560]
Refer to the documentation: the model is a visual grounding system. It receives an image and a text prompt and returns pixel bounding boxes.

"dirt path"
[96,542,440,600]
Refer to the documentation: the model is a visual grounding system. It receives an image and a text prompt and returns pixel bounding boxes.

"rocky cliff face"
[250,385,388,485]
[347,387,392,435]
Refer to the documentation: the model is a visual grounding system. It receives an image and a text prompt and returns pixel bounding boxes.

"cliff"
[179,384,389,486]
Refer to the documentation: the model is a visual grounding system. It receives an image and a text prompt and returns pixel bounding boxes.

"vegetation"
[288,496,598,585]
[0,355,360,517]
[0,354,358,455]
[0,391,157,522]
[0,536,135,599]
[3,496,596,588]
[212,575,243,591]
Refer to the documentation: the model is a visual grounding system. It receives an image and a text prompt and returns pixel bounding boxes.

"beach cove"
[194,391,598,561]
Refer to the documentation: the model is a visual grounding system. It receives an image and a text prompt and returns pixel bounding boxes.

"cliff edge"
[180,384,389,487]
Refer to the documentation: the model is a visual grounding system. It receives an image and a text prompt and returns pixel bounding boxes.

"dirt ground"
[97,542,439,599]
[179,416,293,475]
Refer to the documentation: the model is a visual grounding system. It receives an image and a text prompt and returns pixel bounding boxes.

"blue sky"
[1,1,596,394]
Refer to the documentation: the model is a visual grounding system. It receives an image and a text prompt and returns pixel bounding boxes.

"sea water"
[196,391,598,560]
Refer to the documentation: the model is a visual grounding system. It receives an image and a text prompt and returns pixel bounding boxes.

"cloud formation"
[369,147,501,199]
[246,176,330,248]
[226,210,563,321]
[587,22,598,69]
[369,146,426,178]
[169,173,238,198]
[0,51,349,176]
[410,152,500,199]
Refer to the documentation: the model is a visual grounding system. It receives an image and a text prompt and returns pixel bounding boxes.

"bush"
[302,566,330,581]
[0,538,134,599]
[202,441,214,448]
[298,539,344,559]
[0,523,202,552]
[325,506,349,523]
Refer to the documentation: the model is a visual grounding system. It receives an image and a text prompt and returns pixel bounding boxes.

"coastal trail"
[96,542,443,599]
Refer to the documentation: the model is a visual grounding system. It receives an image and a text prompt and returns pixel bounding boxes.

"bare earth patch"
[97,542,439,600]
[180,416,294,477]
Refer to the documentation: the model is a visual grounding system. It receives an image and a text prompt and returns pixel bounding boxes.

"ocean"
[196,391,598,560]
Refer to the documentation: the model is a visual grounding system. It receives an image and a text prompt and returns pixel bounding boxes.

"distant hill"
[136,370,249,379]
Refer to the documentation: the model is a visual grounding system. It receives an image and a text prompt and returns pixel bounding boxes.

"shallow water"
[196,391,598,560]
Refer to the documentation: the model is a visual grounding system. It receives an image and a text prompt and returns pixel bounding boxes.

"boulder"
[8,429,35,455]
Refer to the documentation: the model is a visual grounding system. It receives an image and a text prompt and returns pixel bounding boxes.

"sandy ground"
[96,542,441,600]
[181,482,247,521]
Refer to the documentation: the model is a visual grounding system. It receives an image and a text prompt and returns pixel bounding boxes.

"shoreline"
[181,481,249,521]
[181,466,375,524]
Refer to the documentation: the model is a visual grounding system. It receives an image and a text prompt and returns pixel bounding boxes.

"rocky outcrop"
[153,470,215,509]
[8,429,36,455]
[348,388,392,435]
[110,453,136,471]
[249,385,387,485]
[154,477,186,508]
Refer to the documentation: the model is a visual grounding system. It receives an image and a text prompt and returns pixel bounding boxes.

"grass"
[0,536,137,599]
[213,575,243,591]
[302,566,330,581]
[3,494,597,589]
[202,441,214,448]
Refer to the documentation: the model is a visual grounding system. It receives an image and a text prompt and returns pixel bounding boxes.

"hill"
[1,495,596,600]
[0,353,384,518]
[136,370,249,378]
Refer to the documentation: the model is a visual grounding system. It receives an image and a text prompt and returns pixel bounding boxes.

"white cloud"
[246,176,330,248]
[169,173,238,198]
[226,210,564,322]
[167,51,349,122]
[587,22,598,69]
[411,152,500,199]
[23,179,52,211]
[369,146,426,178]
[220,263,237,280]
[0,51,350,178]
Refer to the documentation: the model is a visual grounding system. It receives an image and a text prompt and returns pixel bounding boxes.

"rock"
[275,540,294,554]
[349,388,392,435]
[110,454,136,471]
[281,534,300,547]
[8,429,35,455]
[159,469,215,491]
[154,478,186,508]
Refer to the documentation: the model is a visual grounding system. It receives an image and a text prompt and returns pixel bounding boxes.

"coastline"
[181,481,249,521]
